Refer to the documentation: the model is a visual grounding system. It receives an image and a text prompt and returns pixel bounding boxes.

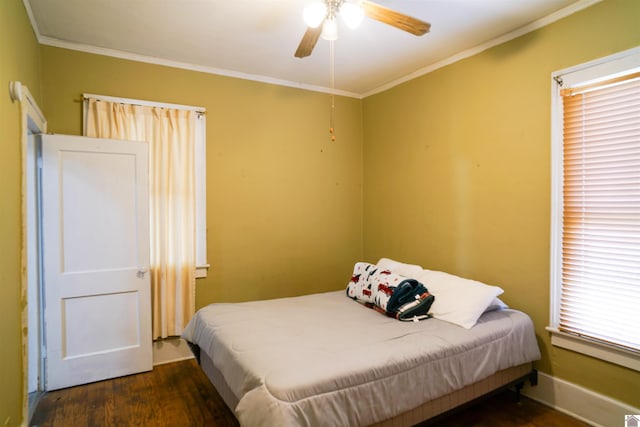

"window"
[82,94,208,277]
[549,47,640,371]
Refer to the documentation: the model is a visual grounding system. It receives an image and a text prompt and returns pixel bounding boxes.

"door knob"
[137,267,148,278]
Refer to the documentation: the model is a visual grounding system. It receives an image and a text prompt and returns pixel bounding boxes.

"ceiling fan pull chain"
[329,39,336,141]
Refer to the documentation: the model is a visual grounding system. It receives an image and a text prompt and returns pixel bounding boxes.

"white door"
[40,134,152,390]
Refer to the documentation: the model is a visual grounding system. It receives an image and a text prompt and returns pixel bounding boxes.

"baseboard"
[152,337,194,366]
[521,371,640,427]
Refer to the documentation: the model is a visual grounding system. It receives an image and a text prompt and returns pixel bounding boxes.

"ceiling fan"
[295,0,431,58]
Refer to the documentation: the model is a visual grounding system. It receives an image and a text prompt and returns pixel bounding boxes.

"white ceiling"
[25,0,596,97]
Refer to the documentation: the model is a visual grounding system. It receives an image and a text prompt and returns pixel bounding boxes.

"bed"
[182,259,541,426]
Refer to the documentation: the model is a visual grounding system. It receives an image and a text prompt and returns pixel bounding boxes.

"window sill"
[546,327,639,372]
[195,264,209,279]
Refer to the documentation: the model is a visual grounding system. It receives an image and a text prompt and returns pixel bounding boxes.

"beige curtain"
[85,98,196,339]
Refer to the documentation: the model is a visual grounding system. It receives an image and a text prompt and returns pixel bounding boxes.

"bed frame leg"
[514,369,538,405]
[514,381,524,404]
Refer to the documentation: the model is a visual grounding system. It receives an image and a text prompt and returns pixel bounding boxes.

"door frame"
[12,81,47,423]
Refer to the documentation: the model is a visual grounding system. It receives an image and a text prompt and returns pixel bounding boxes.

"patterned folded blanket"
[346,262,434,321]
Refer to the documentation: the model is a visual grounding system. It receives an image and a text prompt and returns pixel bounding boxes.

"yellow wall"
[0,0,42,425]
[39,46,364,307]
[362,0,640,408]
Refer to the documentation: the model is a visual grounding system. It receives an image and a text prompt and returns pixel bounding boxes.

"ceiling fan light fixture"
[295,0,430,59]
[303,2,327,28]
[321,17,338,41]
[340,2,364,29]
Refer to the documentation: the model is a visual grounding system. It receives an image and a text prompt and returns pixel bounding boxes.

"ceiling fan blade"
[360,0,430,36]
[295,24,323,58]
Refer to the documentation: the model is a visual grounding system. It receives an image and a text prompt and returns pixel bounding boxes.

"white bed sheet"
[182,291,540,427]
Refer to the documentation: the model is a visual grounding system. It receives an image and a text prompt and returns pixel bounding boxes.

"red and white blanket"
[346,262,434,321]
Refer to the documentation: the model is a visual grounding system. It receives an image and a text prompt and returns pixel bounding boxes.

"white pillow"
[417,269,504,329]
[376,258,423,279]
[485,297,508,313]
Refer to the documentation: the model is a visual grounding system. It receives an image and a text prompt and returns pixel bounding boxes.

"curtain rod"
[83,93,206,114]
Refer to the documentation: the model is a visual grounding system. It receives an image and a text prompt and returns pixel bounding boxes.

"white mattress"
[182,291,540,427]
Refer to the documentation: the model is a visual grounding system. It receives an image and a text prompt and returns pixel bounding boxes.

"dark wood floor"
[31,359,589,427]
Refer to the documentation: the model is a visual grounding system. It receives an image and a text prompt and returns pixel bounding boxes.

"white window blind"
[558,72,640,353]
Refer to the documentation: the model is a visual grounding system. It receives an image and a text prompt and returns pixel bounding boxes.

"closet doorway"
[17,82,48,422]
